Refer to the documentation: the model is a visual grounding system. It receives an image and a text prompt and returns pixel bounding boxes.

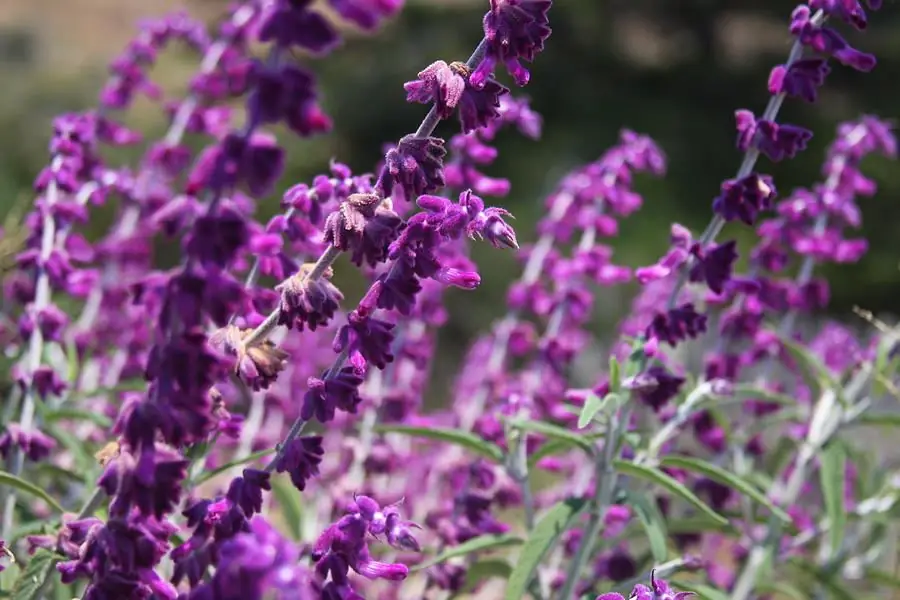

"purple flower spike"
[476,0,553,87]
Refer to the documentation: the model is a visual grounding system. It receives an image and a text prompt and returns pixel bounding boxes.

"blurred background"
[1,0,899,368]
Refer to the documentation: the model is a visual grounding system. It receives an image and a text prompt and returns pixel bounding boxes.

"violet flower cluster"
[2,1,899,600]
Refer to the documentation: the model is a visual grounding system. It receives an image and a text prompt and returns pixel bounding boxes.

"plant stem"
[557,407,631,600]
[1,157,63,540]
[242,38,490,350]
[660,9,826,314]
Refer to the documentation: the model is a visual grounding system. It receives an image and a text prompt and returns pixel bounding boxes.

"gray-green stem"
[557,407,631,600]
[660,9,826,315]
[242,38,490,350]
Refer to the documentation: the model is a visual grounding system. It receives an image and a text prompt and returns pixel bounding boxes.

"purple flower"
[475,0,553,87]
[209,325,288,391]
[0,423,56,461]
[790,6,876,71]
[646,303,707,347]
[689,240,739,295]
[768,58,831,102]
[735,110,813,162]
[98,444,188,519]
[625,366,686,411]
[301,367,364,423]
[378,135,447,202]
[275,435,324,491]
[327,0,403,31]
[404,61,466,119]
[313,495,420,587]
[250,64,331,137]
[712,173,777,225]
[189,516,315,600]
[257,0,340,54]
[334,309,397,370]
[323,193,404,267]
[276,264,344,331]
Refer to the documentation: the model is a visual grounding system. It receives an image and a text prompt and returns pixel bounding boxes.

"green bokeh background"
[1,0,899,361]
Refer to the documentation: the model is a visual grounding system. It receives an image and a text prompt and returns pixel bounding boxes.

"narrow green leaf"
[608,356,621,392]
[613,460,729,527]
[10,549,60,600]
[192,448,275,485]
[375,425,504,463]
[789,559,854,600]
[505,497,587,600]
[42,424,97,476]
[780,337,844,404]
[42,407,112,428]
[414,534,522,572]
[578,393,620,429]
[463,559,513,592]
[578,393,604,429]
[271,476,304,541]
[509,419,594,454]
[669,581,730,600]
[854,412,900,428]
[863,567,900,590]
[660,455,791,524]
[819,442,846,555]
[0,471,64,514]
[624,336,648,378]
[627,492,668,563]
[756,581,809,599]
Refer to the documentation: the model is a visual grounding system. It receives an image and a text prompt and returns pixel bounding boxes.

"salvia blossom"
[9,1,900,600]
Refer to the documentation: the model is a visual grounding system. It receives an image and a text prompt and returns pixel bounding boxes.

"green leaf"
[780,337,843,404]
[863,568,900,590]
[505,497,587,600]
[414,534,523,572]
[0,471,64,514]
[669,581,731,600]
[578,393,620,429]
[608,355,621,392]
[623,336,648,378]
[659,455,791,524]
[463,559,513,592]
[789,559,854,600]
[192,448,275,485]
[374,425,504,463]
[42,425,97,477]
[271,476,304,541]
[756,581,809,599]
[819,441,846,555]
[854,412,900,428]
[627,492,668,563]
[508,419,594,454]
[10,548,60,600]
[612,460,729,527]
